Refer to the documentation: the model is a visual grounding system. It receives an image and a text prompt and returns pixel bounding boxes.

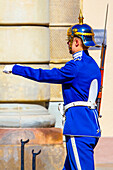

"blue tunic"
[12,50,101,138]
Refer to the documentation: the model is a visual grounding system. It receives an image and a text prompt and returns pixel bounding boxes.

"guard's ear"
[74,38,79,47]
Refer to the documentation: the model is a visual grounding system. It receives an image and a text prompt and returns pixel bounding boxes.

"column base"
[0,128,65,170]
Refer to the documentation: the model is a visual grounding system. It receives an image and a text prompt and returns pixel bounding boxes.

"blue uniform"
[12,50,101,170]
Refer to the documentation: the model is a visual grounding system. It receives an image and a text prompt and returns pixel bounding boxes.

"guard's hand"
[3,65,14,74]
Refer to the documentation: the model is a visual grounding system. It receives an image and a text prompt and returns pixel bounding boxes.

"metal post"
[32,149,41,170]
[21,139,29,170]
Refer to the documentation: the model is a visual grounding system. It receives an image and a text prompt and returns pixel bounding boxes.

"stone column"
[0,0,55,128]
[49,0,80,128]
[0,1,64,169]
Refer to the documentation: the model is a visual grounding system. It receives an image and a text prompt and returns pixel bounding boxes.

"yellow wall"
[84,0,113,137]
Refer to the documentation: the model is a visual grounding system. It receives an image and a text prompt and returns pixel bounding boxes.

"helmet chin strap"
[67,32,74,54]
[69,39,73,54]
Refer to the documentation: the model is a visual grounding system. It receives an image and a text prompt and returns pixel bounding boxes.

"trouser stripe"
[71,137,82,170]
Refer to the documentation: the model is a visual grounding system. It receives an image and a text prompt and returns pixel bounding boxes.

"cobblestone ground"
[96,164,113,170]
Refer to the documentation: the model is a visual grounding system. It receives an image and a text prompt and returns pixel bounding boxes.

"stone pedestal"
[0,128,65,170]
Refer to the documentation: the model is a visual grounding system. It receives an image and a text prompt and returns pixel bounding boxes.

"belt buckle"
[89,102,96,109]
[73,102,76,107]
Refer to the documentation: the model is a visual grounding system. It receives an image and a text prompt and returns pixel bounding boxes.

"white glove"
[3,65,15,74]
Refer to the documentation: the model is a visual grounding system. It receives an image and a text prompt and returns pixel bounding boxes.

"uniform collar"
[72,50,89,61]
[72,51,83,61]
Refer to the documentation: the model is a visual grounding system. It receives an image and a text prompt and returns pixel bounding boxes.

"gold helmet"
[67,10,99,52]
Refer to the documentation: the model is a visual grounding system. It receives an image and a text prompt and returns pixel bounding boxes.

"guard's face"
[68,37,84,54]
[67,38,76,54]
[67,38,73,54]
[67,27,74,54]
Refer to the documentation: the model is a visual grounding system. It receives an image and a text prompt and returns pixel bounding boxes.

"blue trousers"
[62,136,99,170]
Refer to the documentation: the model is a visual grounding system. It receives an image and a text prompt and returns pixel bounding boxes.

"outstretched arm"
[3,61,78,84]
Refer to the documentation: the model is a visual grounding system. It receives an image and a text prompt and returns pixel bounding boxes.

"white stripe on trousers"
[71,137,82,170]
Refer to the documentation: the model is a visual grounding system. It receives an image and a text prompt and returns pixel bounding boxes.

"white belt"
[64,101,97,111]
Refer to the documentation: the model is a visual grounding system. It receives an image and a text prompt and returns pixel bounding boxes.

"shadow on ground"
[96,164,113,170]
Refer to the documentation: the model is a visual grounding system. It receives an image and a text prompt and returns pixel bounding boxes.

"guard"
[3,11,101,170]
